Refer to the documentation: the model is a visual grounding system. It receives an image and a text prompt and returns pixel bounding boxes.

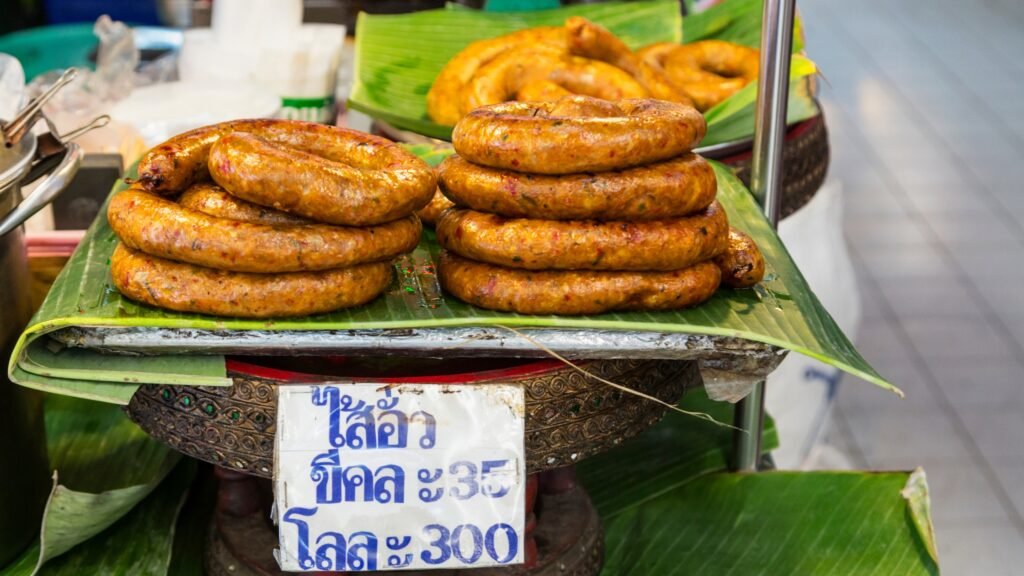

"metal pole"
[731,0,797,472]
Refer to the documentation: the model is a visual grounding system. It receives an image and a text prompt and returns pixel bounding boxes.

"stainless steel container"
[0,131,80,567]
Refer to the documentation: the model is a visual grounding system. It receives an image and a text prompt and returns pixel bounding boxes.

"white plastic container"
[178,12,345,124]
[109,81,280,148]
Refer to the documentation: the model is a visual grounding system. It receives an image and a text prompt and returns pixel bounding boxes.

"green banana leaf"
[13,343,230,405]
[167,467,217,576]
[579,388,937,574]
[700,55,817,146]
[683,0,805,51]
[30,462,194,576]
[348,0,818,143]
[600,471,939,575]
[578,388,779,517]
[349,0,679,140]
[0,396,180,575]
[10,161,896,404]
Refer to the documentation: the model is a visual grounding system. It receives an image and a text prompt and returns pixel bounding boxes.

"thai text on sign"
[274,383,526,572]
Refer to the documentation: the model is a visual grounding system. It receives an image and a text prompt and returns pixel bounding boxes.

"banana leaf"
[578,388,779,517]
[682,0,805,51]
[578,388,938,574]
[9,160,896,404]
[0,396,180,575]
[348,0,818,144]
[167,466,217,576]
[600,471,939,575]
[25,462,194,576]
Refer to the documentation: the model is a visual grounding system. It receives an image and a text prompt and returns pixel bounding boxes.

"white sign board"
[274,383,526,572]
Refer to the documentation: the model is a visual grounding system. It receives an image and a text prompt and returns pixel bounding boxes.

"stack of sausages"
[435,96,765,315]
[107,119,436,318]
[427,17,760,127]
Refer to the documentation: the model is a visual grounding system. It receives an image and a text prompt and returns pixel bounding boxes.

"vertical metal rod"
[731,0,797,472]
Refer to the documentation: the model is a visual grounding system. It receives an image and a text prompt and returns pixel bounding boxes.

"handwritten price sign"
[274,383,526,572]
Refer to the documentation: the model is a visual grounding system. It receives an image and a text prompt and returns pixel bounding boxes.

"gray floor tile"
[838,357,938,413]
[999,316,1024,354]
[901,183,996,215]
[857,282,889,321]
[918,462,1010,523]
[876,277,987,320]
[844,215,934,247]
[842,405,973,467]
[852,319,913,364]
[928,359,1024,408]
[989,465,1024,520]
[902,317,1016,361]
[945,244,1024,280]
[925,214,1024,248]
[972,282,1024,319]
[958,407,1024,461]
[936,519,1024,576]
[853,244,952,279]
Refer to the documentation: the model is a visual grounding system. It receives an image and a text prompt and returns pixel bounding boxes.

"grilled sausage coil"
[111,243,392,318]
[108,188,421,273]
[439,251,721,315]
[714,227,766,288]
[452,97,706,174]
[208,131,435,227]
[178,182,311,226]
[638,40,759,112]
[436,202,729,271]
[115,119,434,318]
[136,119,436,221]
[437,153,717,221]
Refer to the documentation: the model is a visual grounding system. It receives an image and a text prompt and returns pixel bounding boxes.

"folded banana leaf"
[599,471,939,575]
[9,160,896,404]
[20,462,195,576]
[578,388,779,517]
[0,396,180,575]
[348,0,817,143]
[683,0,805,51]
[578,389,938,574]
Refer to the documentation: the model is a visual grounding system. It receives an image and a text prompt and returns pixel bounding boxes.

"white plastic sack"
[0,54,25,121]
[767,178,862,469]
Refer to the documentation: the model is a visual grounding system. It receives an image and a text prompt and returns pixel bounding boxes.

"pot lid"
[0,129,37,190]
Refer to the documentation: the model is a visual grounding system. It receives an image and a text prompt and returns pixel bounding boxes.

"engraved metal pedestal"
[126,357,701,575]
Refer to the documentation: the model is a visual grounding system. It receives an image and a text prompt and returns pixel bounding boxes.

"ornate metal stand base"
[205,471,602,576]
[127,358,698,477]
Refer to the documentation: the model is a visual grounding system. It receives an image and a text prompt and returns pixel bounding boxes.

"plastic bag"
[767,179,862,469]
[0,53,26,121]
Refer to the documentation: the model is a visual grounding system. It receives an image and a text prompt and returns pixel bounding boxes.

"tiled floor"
[800,0,1024,572]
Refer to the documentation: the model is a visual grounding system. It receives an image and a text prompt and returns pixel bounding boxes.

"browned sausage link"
[427,26,566,126]
[565,16,639,75]
[661,41,759,112]
[137,119,437,205]
[452,97,706,174]
[515,80,575,102]
[416,189,456,227]
[713,227,766,288]
[436,202,728,271]
[208,132,434,227]
[108,188,421,273]
[439,251,721,315]
[565,20,693,106]
[437,153,716,221]
[460,45,647,115]
[111,243,392,318]
[179,182,311,225]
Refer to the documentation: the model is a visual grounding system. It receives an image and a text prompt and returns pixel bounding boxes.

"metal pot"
[0,131,81,567]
